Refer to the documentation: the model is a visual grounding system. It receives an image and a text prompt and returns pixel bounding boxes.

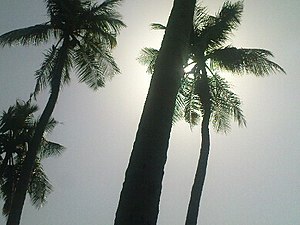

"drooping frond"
[34,46,58,96]
[179,74,202,127]
[173,91,186,124]
[208,46,286,76]
[73,37,119,90]
[38,139,65,159]
[150,23,166,30]
[137,47,159,74]
[209,73,246,132]
[28,161,52,209]
[0,24,53,47]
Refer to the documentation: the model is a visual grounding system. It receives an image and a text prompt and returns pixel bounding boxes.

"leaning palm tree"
[0,0,124,224]
[138,1,285,225]
[0,100,64,216]
[114,0,196,224]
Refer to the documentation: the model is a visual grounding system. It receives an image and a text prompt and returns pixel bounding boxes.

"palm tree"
[0,1,125,224]
[138,1,285,225]
[0,100,64,216]
[114,0,196,224]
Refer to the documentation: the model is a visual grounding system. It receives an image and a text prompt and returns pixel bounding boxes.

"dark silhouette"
[114,0,196,224]
[0,1,124,224]
[0,100,64,216]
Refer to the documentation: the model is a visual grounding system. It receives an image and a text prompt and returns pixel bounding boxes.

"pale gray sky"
[0,0,299,225]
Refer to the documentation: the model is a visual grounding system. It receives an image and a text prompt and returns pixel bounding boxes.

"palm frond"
[81,0,125,49]
[73,39,119,90]
[28,161,52,209]
[150,23,166,30]
[80,13,125,48]
[209,73,246,132]
[180,74,202,127]
[38,138,65,159]
[193,1,243,51]
[208,46,286,76]
[193,2,209,32]
[34,46,58,96]
[172,91,186,124]
[99,0,123,10]
[0,24,53,47]
[137,47,159,74]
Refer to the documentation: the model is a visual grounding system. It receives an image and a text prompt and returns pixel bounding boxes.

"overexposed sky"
[0,0,299,225]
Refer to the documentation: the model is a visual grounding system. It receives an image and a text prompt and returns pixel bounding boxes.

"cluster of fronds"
[0,100,64,216]
[137,0,285,133]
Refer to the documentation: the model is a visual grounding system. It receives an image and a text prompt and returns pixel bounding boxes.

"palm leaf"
[180,74,202,127]
[208,46,286,76]
[137,47,159,74]
[28,161,53,208]
[73,38,119,90]
[38,139,65,159]
[150,23,166,30]
[34,46,58,96]
[0,24,53,47]
[98,0,123,11]
[193,1,243,51]
[210,73,246,132]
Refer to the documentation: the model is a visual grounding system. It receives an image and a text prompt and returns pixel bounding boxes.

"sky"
[0,0,299,225]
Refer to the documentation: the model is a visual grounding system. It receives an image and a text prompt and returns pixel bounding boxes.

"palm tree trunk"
[6,41,69,225]
[114,1,196,225]
[185,69,211,225]
[185,109,210,225]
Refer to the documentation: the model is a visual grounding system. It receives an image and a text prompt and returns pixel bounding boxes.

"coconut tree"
[114,0,196,224]
[0,100,64,216]
[0,0,125,224]
[138,1,285,225]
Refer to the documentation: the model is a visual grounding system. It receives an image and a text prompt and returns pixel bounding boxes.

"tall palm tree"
[0,1,125,224]
[0,100,64,216]
[114,0,196,224]
[138,1,285,225]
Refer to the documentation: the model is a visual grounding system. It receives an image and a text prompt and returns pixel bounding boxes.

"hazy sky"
[0,0,299,225]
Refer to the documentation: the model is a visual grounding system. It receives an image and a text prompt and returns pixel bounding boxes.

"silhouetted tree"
[0,100,64,216]
[114,0,196,224]
[138,1,285,225]
[0,0,124,224]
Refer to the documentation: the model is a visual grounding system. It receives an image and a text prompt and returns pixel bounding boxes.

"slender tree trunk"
[185,110,210,225]
[6,41,68,225]
[114,1,196,225]
[185,68,211,225]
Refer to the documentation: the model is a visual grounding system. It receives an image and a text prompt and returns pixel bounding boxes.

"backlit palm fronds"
[73,36,119,90]
[173,74,202,127]
[137,47,159,74]
[193,1,243,51]
[28,161,53,209]
[209,73,246,132]
[0,100,64,215]
[208,47,286,76]
[34,46,58,96]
